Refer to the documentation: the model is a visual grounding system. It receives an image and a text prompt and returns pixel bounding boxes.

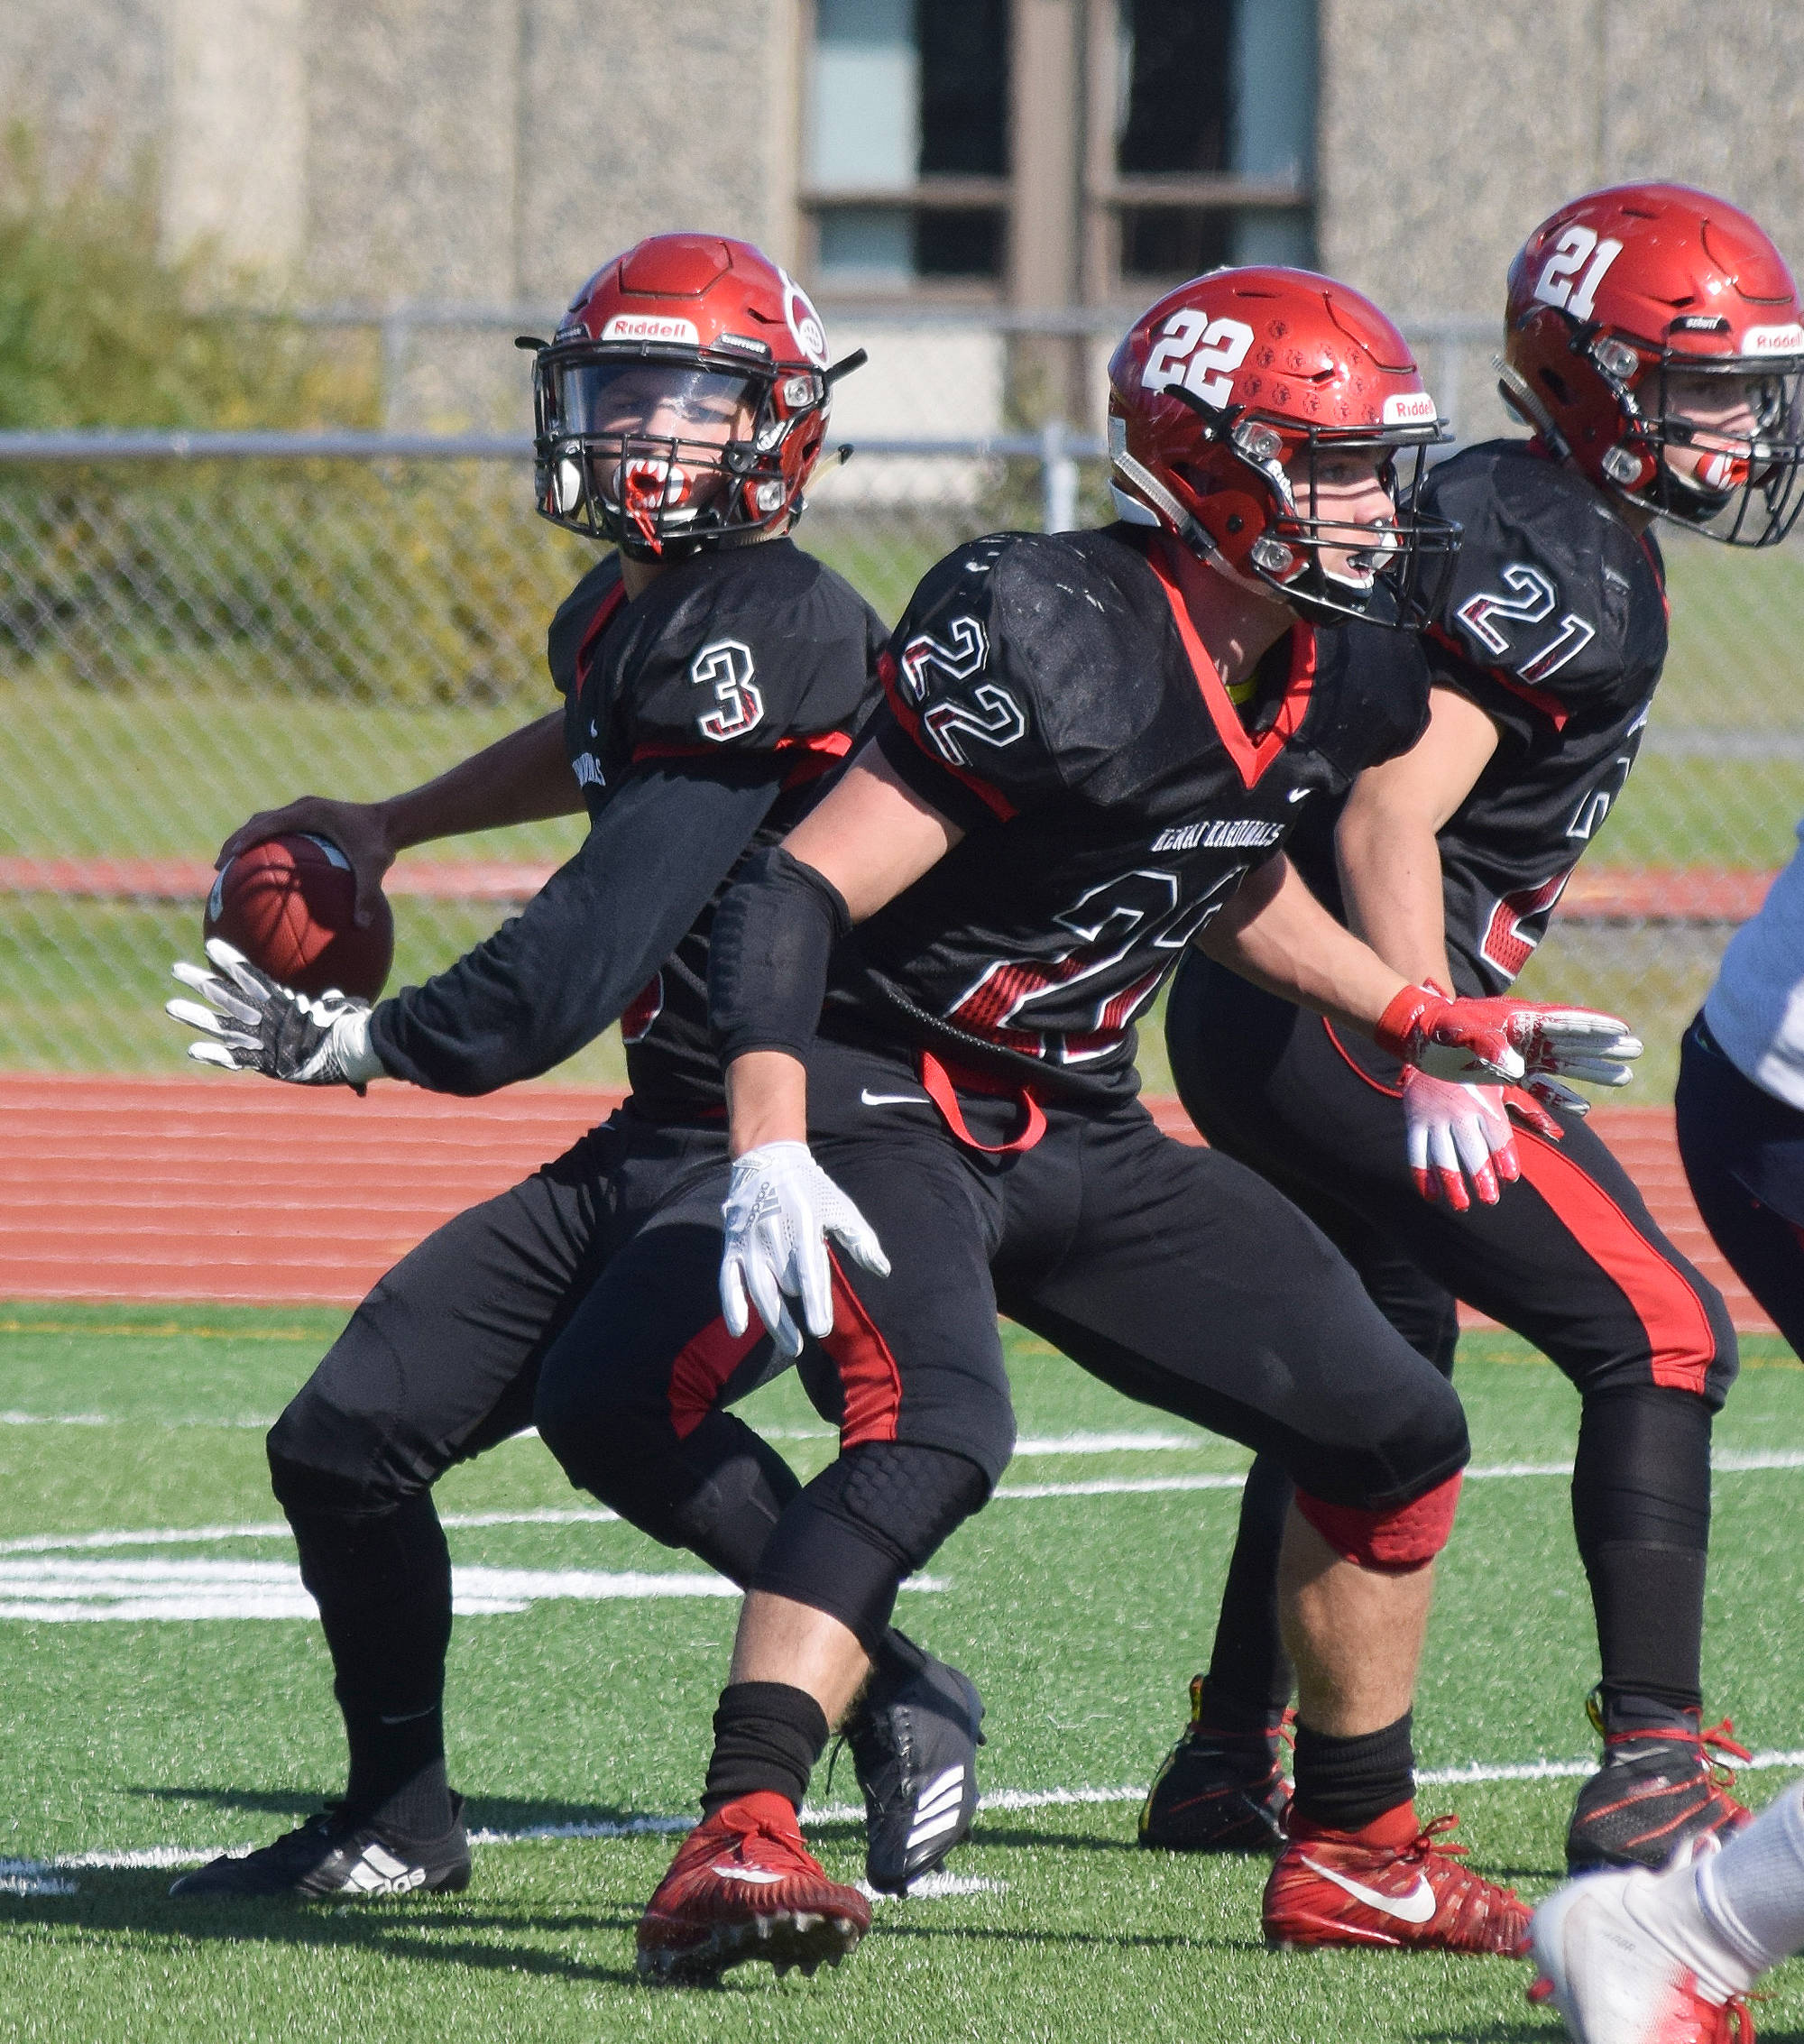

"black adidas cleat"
[1139,1678,1291,1854]
[844,1632,985,1894]
[169,1794,471,1900]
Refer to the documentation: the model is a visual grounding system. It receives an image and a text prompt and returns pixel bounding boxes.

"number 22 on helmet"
[1106,266,1460,628]
[1501,182,1804,545]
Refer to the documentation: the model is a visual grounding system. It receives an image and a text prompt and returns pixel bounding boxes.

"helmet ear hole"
[1539,366,1573,407]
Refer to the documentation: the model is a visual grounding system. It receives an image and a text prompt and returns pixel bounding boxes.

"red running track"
[0,1074,1776,1337]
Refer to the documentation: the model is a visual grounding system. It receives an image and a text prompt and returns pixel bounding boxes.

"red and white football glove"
[1381,985,1634,1211]
[1376,985,1641,1094]
[1401,1071,1576,1211]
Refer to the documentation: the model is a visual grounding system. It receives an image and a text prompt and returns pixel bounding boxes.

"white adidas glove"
[166,938,387,1091]
[720,1142,890,1358]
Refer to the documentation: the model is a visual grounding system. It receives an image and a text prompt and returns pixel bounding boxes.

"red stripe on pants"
[667,1317,762,1440]
[824,1252,902,1447]
[1517,1131,1717,1394]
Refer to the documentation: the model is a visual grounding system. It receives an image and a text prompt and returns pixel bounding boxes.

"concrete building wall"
[12,0,1804,438]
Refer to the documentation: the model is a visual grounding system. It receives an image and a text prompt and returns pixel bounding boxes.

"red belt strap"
[918,1049,1047,1155]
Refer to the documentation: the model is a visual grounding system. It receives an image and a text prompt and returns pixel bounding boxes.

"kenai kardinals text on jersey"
[820,527,1431,1096]
[1284,441,1667,998]
[547,539,884,1112]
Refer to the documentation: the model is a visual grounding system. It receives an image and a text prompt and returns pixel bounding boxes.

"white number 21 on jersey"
[1143,313,1256,407]
[1532,226,1625,322]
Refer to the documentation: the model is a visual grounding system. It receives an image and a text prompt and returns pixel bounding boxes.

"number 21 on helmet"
[1106,265,1460,628]
[1502,182,1804,545]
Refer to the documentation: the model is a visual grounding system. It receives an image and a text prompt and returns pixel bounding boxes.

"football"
[204,833,395,1000]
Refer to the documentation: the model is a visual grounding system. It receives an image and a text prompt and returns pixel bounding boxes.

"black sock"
[701,1681,830,1816]
[286,1493,454,1829]
[1572,1386,1712,1716]
[348,1746,453,1840]
[1291,1713,1415,1833]
[1202,1455,1296,1719]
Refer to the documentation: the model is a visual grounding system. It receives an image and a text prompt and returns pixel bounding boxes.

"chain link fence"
[2,422,1801,1099]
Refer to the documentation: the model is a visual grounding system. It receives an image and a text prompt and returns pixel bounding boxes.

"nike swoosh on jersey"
[710,1864,787,1884]
[860,1089,931,1107]
[1288,786,1312,802]
[1295,1855,1438,1924]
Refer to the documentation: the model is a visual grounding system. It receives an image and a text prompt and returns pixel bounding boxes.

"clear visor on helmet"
[533,353,779,552]
[1604,342,1804,546]
[547,360,761,445]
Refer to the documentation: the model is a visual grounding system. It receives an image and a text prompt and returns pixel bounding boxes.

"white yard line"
[15,1751,1804,1887]
[5,1449,1800,1558]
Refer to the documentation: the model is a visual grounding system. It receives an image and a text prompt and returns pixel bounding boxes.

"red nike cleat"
[636,1791,871,1985]
[1264,1806,1530,1954]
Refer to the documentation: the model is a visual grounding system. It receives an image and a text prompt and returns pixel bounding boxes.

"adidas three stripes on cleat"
[844,1633,986,1892]
[169,1795,472,1900]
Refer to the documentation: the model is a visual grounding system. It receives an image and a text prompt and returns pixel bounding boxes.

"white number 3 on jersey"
[690,640,765,742]
[1143,313,1256,408]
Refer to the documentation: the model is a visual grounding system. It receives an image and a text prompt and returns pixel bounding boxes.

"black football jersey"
[548,539,884,1111]
[1286,439,1667,996]
[821,526,1432,1098]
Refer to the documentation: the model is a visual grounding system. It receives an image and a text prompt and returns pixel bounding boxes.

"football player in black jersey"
[161,235,984,1901]
[550,265,1642,1982]
[1148,186,1804,1876]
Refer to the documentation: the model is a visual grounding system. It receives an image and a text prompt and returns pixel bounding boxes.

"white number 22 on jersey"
[1532,226,1625,322]
[1143,313,1256,407]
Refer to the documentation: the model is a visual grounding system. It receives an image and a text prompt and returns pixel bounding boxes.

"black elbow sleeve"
[709,846,851,1063]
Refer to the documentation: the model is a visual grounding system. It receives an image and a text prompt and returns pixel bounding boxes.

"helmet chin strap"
[1494,356,1572,459]
[1109,448,1275,605]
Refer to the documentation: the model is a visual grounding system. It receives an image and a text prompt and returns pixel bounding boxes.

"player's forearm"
[373,764,781,1093]
[1336,800,1459,995]
[1196,854,1410,1037]
[725,1051,810,1155]
[379,712,584,853]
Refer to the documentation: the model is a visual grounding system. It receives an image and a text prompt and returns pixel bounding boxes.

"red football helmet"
[1108,266,1458,627]
[527,233,863,557]
[1503,184,1804,544]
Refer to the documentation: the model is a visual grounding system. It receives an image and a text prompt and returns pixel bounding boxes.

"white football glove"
[1401,1069,1521,1212]
[166,938,387,1090]
[719,1141,890,1358]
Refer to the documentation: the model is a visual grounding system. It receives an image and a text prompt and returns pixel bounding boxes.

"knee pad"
[1294,1469,1463,1570]
[752,1441,989,1653]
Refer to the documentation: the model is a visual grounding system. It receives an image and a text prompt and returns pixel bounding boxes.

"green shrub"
[0,124,378,430]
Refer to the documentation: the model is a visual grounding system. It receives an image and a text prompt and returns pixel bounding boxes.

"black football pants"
[265,1108,822,1796]
[1166,952,1736,1722]
[534,1031,1470,1654]
[1677,1014,1804,1354]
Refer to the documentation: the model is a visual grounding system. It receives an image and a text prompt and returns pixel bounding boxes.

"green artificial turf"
[0,1306,1801,2039]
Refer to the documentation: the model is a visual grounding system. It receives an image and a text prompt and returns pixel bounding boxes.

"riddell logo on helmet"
[1381,391,1437,425]
[601,314,702,346]
[1744,324,1804,354]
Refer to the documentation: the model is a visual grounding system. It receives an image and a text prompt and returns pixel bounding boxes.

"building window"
[1103,0,1315,286]
[805,0,1010,290]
